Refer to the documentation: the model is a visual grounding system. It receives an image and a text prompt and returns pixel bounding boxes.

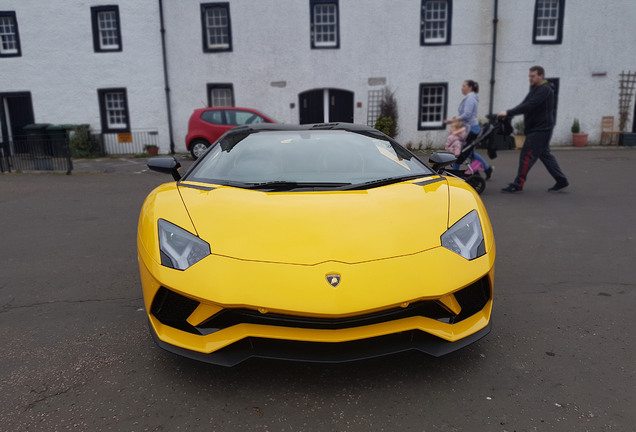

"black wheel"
[190,139,210,159]
[466,174,486,194]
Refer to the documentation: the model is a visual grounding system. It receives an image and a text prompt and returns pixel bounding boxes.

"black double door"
[299,89,353,124]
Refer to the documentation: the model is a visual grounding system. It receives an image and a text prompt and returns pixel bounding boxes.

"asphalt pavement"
[1,147,634,431]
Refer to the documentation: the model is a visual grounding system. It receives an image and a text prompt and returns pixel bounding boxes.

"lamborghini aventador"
[137,123,495,366]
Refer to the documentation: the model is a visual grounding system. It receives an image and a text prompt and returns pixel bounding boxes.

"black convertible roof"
[228,122,385,135]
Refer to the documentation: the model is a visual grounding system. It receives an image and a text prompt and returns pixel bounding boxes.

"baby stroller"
[443,115,511,194]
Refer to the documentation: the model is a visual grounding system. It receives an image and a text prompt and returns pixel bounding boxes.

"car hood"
[178,179,449,265]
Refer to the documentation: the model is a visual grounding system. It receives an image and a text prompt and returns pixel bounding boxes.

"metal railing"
[99,129,160,155]
[0,136,72,174]
[0,129,163,173]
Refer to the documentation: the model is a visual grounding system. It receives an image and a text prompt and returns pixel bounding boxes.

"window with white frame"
[98,89,129,132]
[97,11,118,48]
[418,83,447,130]
[311,0,339,49]
[367,90,383,127]
[0,11,21,57]
[201,3,232,52]
[421,0,452,45]
[533,0,564,44]
[207,84,234,107]
[91,6,122,52]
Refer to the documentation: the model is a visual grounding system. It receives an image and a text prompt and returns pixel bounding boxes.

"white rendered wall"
[163,0,496,151]
[163,0,636,150]
[2,0,635,153]
[494,0,636,144]
[2,0,170,149]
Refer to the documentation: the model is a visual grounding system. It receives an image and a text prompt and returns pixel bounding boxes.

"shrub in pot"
[144,144,159,156]
[571,119,588,147]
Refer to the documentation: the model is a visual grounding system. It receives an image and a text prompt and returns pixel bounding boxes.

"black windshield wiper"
[342,174,432,191]
[244,181,351,191]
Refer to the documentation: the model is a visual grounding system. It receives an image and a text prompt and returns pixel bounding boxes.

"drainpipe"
[488,0,499,116]
[159,0,176,154]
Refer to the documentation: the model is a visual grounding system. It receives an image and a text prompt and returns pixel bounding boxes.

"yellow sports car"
[138,123,495,366]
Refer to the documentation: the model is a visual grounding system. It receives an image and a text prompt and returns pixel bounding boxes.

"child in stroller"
[444,118,467,161]
[443,116,505,194]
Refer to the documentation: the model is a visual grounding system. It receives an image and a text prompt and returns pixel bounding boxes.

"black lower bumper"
[149,321,492,367]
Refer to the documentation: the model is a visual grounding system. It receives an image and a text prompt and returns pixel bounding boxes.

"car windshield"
[183,129,434,189]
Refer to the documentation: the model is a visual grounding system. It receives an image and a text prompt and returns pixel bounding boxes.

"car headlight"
[158,219,210,270]
[441,210,485,260]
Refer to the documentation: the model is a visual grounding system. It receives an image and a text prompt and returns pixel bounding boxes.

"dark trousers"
[513,130,567,188]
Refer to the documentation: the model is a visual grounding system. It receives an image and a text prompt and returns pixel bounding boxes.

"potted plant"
[513,120,525,149]
[144,144,159,156]
[571,118,588,147]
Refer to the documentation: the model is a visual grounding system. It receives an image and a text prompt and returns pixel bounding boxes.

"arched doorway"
[299,89,353,124]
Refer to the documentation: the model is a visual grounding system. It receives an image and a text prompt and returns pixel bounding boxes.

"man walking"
[497,65,569,193]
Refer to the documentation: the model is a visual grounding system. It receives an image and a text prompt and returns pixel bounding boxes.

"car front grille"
[151,277,491,336]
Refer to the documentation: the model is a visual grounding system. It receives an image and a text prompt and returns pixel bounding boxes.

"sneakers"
[485,166,493,180]
[501,183,522,193]
[548,180,569,192]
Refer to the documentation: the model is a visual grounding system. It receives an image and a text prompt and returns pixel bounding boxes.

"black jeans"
[513,130,567,188]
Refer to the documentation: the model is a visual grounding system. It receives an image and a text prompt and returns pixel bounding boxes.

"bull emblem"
[326,273,341,288]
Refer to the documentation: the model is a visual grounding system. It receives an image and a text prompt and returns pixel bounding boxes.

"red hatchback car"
[185,107,276,159]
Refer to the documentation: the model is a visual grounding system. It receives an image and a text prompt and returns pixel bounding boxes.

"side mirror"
[429,152,456,174]
[147,157,182,181]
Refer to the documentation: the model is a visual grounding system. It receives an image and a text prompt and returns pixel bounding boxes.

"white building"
[2,0,635,154]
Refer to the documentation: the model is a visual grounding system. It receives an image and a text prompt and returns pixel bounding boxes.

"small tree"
[374,117,395,137]
[69,125,101,157]
[374,87,398,138]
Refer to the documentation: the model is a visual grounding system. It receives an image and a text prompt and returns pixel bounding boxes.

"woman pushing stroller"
[444,80,493,180]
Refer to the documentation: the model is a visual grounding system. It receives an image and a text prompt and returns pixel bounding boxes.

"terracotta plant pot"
[572,133,588,147]
[146,146,159,156]
[514,135,525,149]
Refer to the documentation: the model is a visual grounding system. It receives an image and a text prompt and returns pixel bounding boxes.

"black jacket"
[507,81,554,133]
